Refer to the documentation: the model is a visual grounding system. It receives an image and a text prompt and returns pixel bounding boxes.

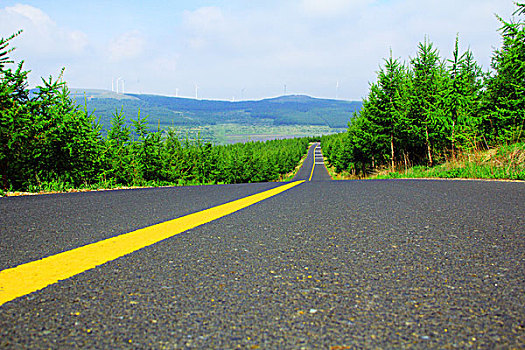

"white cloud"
[108,30,146,62]
[350,0,515,72]
[300,0,371,18]
[152,54,178,74]
[0,1,517,100]
[183,6,227,49]
[0,4,88,57]
[7,3,53,26]
[183,6,225,32]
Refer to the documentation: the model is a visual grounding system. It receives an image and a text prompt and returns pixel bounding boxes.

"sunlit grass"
[372,143,525,180]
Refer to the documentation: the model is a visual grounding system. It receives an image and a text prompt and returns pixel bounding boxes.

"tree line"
[0,31,308,192]
[323,3,524,176]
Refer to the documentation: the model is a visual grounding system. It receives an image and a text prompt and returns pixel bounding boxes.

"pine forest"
[0,33,308,193]
[1,3,524,193]
[322,3,524,179]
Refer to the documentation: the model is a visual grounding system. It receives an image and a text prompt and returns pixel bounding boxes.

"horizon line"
[66,87,362,103]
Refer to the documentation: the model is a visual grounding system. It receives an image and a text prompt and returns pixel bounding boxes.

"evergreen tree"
[1,31,102,190]
[407,39,447,165]
[0,31,29,189]
[104,108,133,184]
[443,36,485,156]
[364,53,408,169]
[485,2,525,143]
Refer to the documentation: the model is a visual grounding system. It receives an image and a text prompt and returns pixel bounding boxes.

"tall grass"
[374,143,525,180]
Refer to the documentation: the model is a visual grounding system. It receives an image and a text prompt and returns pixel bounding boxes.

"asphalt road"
[293,142,332,181]
[0,145,524,349]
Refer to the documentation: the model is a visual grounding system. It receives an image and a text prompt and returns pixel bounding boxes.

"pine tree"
[443,36,484,156]
[485,2,525,143]
[1,31,102,190]
[407,39,447,165]
[365,53,408,169]
[0,31,29,189]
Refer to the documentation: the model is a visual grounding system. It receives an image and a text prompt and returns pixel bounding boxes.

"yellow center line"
[0,181,305,306]
[309,160,315,181]
[309,144,316,181]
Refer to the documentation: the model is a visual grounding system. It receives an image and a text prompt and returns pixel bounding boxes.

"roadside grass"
[3,178,223,197]
[372,143,525,181]
[325,165,355,180]
[323,143,525,181]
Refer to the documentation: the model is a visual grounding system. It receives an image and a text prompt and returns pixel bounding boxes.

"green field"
[70,89,359,145]
[172,124,346,144]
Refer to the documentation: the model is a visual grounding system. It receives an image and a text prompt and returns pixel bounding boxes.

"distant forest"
[0,32,309,192]
[72,91,362,130]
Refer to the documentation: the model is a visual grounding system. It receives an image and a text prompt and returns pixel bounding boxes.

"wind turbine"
[194,84,199,99]
[116,77,122,94]
[336,81,339,99]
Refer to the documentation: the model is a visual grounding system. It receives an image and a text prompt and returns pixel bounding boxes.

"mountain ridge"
[70,89,362,130]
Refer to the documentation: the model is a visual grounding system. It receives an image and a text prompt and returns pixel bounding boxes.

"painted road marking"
[0,181,304,306]
[309,158,315,181]
[311,144,327,178]
[308,143,318,181]
[309,164,315,181]
[309,144,323,181]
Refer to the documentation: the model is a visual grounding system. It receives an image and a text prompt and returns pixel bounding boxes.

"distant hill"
[70,89,361,130]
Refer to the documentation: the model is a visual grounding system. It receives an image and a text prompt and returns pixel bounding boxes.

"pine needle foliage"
[0,32,309,192]
[323,2,525,177]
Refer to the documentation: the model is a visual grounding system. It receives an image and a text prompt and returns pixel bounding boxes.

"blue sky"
[0,0,516,101]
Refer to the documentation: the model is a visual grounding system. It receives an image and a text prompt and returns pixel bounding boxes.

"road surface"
[0,144,524,349]
[293,142,332,181]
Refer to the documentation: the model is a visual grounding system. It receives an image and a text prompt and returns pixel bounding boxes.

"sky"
[0,0,517,101]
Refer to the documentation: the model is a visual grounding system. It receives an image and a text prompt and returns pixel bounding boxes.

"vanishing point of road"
[0,143,523,348]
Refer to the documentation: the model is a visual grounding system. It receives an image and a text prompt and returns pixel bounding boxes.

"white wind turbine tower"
[194,84,199,99]
[115,77,122,94]
[336,81,340,99]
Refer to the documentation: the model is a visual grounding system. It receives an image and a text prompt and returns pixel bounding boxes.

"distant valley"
[70,89,361,144]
